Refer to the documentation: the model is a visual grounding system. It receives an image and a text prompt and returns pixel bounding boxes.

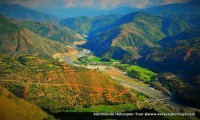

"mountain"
[60,15,122,35]
[167,15,200,28]
[158,73,200,108]
[0,86,51,120]
[161,17,192,36]
[39,7,136,19]
[0,55,137,113]
[0,15,69,58]
[0,14,139,115]
[143,0,200,16]
[84,12,191,61]
[136,29,200,103]
[0,3,58,22]
[159,29,200,47]
[148,37,200,76]
[12,20,84,45]
[139,29,200,77]
[135,30,200,109]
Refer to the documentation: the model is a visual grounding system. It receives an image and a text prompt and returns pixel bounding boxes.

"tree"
[150,76,157,84]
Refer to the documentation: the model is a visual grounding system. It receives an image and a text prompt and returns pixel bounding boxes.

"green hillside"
[136,29,200,99]
[12,20,84,45]
[0,55,137,113]
[134,29,200,109]
[0,15,69,58]
[158,73,200,108]
[0,55,178,119]
[0,1,200,119]
[0,3,57,22]
[147,29,200,67]
[159,29,200,47]
[161,18,191,36]
[60,15,121,34]
[84,12,191,60]
[143,0,200,16]
[171,15,200,28]
[147,36,200,76]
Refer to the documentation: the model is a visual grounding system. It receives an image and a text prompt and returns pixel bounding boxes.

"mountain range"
[38,7,137,19]
[79,8,200,108]
[1,0,200,21]
[4,0,199,19]
[12,19,84,45]
[143,0,200,16]
[0,3,57,22]
[84,12,191,60]
[60,15,122,35]
[0,14,69,58]
[140,29,200,78]
[0,0,200,119]
[0,12,138,119]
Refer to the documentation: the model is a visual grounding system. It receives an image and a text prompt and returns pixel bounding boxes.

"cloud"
[130,0,152,8]
[1,0,193,9]
[65,0,81,8]
[86,0,94,6]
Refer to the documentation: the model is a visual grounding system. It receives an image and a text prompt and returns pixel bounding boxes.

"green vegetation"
[12,20,83,45]
[148,36,200,78]
[117,64,157,83]
[0,3,57,22]
[0,15,69,58]
[158,73,200,108]
[161,18,191,36]
[60,15,121,34]
[0,55,191,119]
[136,30,200,109]
[84,12,191,61]
[131,89,152,101]
[0,5,199,119]
[89,56,102,62]
[1,55,176,115]
[0,14,22,35]
[64,104,138,113]
[144,0,200,17]
[77,56,119,65]
[0,55,137,113]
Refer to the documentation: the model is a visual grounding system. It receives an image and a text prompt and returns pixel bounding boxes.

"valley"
[62,47,200,113]
[0,0,200,120]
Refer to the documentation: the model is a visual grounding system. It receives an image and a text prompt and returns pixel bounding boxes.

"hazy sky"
[1,0,192,9]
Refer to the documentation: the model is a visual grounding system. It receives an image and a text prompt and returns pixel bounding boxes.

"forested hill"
[0,15,69,58]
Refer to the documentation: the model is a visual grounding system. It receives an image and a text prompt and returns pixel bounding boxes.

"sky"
[1,0,192,9]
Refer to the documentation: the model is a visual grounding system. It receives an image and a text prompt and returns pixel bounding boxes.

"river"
[63,49,200,113]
